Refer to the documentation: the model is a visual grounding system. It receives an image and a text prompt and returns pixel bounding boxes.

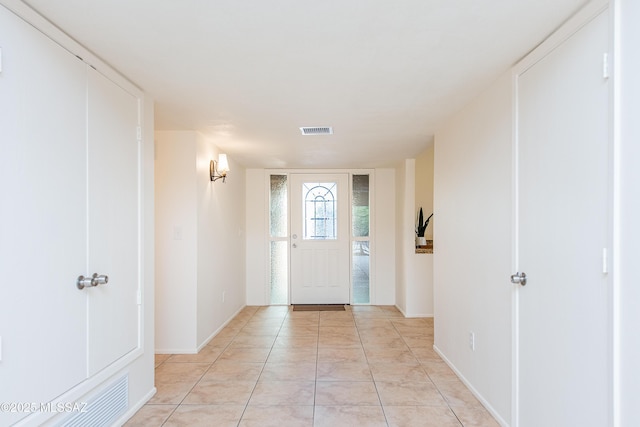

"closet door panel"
[0,5,87,425]
[86,68,140,375]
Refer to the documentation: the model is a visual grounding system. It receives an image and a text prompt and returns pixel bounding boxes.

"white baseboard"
[394,304,433,318]
[155,305,247,354]
[113,386,156,426]
[154,348,197,354]
[197,305,247,352]
[433,345,509,427]
[405,313,434,318]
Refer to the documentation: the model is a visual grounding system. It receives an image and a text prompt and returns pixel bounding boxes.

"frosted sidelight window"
[270,241,288,305]
[269,174,288,304]
[270,175,288,237]
[352,241,370,304]
[303,182,337,240]
[352,175,369,237]
[352,174,370,304]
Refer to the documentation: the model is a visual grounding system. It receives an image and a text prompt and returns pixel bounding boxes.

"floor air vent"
[61,375,128,427]
[300,126,333,135]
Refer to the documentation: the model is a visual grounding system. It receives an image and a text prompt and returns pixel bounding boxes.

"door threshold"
[292,304,346,311]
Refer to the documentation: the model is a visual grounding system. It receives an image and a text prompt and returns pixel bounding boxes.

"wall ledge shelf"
[416,240,433,254]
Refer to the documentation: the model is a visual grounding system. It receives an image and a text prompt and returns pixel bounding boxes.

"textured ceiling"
[23,0,587,168]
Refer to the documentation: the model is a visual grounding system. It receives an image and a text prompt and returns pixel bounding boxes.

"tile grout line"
[158,314,247,427]
[141,308,495,427]
[351,312,389,426]
[392,318,464,427]
[313,308,320,426]
[235,307,287,426]
[362,311,392,427]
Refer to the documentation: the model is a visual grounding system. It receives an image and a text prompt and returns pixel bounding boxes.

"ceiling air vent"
[300,126,333,135]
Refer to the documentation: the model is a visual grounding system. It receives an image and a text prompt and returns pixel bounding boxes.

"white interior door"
[0,7,88,425]
[515,10,610,426]
[86,69,140,375]
[290,174,350,304]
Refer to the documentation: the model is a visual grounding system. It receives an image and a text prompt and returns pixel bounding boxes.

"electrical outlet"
[469,332,475,351]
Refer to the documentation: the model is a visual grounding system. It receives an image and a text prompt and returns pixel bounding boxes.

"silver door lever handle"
[510,272,527,286]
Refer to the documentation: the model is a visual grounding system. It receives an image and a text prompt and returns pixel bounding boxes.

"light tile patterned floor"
[125,306,500,427]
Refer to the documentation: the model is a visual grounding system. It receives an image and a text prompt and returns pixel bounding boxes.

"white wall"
[155,132,198,352]
[415,146,435,317]
[245,169,268,305]
[155,131,246,353]
[401,160,416,316]
[373,168,396,305]
[196,135,247,346]
[433,71,513,423]
[394,159,434,317]
[408,254,433,317]
[403,160,416,314]
[416,145,435,240]
[394,161,407,314]
[616,0,640,423]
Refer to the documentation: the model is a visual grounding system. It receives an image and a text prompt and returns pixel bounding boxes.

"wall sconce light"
[210,154,230,183]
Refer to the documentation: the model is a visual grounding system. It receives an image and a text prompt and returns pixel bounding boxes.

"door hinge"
[136,126,142,141]
[603,53,610,80]
[137,289,142,305]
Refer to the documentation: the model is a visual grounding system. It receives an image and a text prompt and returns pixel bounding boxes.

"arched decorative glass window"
[303,182,337,240]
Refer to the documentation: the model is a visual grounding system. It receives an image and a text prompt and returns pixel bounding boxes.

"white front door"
[515,9,611,426]
[290,174,350,304]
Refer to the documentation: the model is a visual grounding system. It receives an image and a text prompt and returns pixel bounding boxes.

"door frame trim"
[265,169,376,306]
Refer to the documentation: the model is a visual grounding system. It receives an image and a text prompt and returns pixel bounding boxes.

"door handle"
[77,275,93,289]
[510,272,527,286]
[92,274,109,286]
[292,243,297,248]
[77,273,109,290]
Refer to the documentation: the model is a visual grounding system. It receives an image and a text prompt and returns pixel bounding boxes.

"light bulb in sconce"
[217,154,229,174]
[210,154,230,183]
